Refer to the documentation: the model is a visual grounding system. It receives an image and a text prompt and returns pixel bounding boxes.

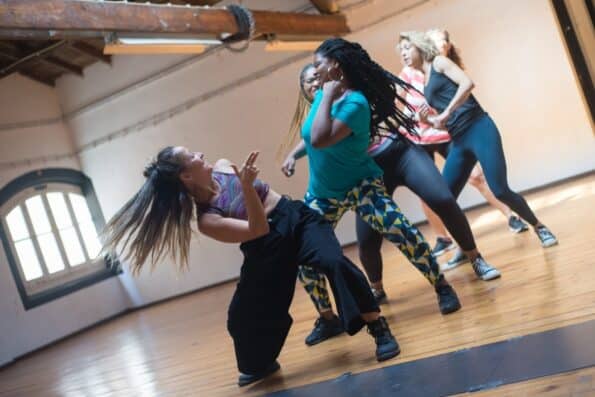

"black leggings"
[442,114,539,225]
[355,140,476,283]
[228,197,378,375]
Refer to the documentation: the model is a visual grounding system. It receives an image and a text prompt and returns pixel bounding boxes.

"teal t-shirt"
[301,90,383,199]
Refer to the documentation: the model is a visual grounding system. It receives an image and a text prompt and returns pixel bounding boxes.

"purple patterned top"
[197,172,270,220]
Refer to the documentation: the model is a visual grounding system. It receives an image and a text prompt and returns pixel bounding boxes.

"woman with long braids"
[102,148,401,387]
[282,38,462,346]
[399,31,557,251]
[282,57,502,345]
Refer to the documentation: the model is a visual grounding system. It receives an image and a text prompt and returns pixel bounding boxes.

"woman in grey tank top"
[398,31,558,249]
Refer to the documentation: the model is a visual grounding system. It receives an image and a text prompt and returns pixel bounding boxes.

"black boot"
[367,316,400,362]
[435,280,462,315]
[305,315,344,346]
[238,361,281,387]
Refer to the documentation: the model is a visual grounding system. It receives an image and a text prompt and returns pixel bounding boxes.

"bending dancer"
[103,148,400,388]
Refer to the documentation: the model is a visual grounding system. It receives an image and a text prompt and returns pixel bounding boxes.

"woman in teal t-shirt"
[296,38,462,344]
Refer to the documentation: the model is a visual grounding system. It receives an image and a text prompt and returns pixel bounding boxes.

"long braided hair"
[315,38,417,140]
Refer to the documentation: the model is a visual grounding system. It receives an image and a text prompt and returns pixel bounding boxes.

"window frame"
[0,168,119,310]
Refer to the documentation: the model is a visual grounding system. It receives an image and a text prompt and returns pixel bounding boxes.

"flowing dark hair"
[315,38,417,139]
[102,146,195,275]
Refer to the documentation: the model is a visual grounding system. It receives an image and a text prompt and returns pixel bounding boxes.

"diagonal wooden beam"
[18,70,55,86]
[309,0,340,14]
[0,0,349,38]
[70,41,111,65]
[44,55,83,76]
[0,50,56,85]
[0,41,68,76]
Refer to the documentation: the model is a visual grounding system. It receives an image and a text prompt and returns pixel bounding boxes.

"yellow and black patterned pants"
[298,177,442,312]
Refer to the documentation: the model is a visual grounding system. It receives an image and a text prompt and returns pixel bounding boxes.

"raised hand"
[231,151,260,187]
[321,80,343,101]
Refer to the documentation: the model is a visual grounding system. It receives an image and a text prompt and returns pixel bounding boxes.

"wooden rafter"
[309,0,340,14]
[127,0,222,5]
[69,42,111,65]
[0,41,72,82]
[0,0,349,38]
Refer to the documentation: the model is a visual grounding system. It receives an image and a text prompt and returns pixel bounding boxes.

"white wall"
[0,74,131,366]
[53,0,595,308]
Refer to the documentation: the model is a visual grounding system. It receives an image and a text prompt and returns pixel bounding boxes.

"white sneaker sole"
[479,269,501,281]
[541,238,559,248]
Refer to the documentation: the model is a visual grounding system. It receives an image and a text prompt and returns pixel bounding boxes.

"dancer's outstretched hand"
[281,155,296,177]
[231,151,260,187]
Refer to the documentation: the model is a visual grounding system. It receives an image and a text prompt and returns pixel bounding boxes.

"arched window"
[0,168,118,309]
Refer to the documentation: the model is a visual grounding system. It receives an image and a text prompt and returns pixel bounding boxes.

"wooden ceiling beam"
[129,0,223,5]
[0,40,67,78]
[309,0,340,14]
[69,41,111,65]
[0,0,349,38]
[18,70,55,86]
[44,55,83,76]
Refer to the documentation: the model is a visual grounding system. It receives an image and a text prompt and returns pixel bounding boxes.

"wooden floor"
[455,366,595,397]
[1,174,594,397]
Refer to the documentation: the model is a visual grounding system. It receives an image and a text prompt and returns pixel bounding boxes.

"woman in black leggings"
[399,31,557,251]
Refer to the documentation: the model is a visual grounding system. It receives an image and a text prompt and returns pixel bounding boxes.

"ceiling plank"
[309,0,340,14]
[0,40,66,77]
[70,41,111,65]
[44,55,83,76]
[0,0,349,38]
[18,70,55,86]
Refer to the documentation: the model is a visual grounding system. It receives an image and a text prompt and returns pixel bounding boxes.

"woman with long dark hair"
[399,31,557,249]
[282,38,462,345]
[102,147,401,387]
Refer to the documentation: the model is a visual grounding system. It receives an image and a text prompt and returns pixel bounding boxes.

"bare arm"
[310,81,353,148]
[198,152,269,243]
[430,55,475,126]
[281,139,306,177]
[199,213,268,243]
[289,139,307,160]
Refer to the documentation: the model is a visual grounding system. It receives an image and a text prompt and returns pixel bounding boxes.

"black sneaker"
[435,282,461,314]
[367,316,400,362]
[508,216,529,233]
[471,255,501,281]
[432,237,456,257]
[536,226,558,248]
[304,315,344,346]
[372,288,388,305]
[238,361,281,387]
[442,249,469,270]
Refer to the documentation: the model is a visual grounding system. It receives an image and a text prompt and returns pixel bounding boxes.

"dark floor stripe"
[262,320,595,397]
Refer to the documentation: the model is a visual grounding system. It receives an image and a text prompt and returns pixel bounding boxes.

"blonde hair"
[398,31,439,62]
[426,28,465,69]
[276,64,314,161]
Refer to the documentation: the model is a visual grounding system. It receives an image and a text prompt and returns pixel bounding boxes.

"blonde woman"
[422,29,529,269]
[398,31,557,251]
